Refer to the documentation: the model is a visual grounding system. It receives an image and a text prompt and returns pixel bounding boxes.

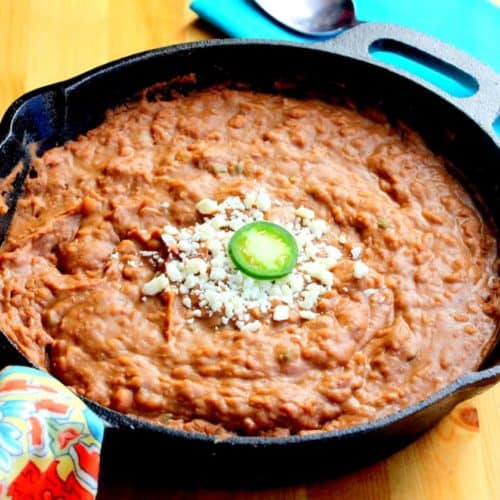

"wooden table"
[1,1,499,498]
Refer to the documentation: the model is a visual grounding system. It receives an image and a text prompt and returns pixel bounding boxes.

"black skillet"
[0,23,499,487]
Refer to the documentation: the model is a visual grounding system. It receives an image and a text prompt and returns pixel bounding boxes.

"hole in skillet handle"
[494,115,500,139]
[324,24,500,139]
[368,39,479,99]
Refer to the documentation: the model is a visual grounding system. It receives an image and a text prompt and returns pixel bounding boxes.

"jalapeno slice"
[228,221,298,279]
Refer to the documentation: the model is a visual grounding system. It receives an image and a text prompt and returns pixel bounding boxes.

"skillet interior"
[0,39,499,485]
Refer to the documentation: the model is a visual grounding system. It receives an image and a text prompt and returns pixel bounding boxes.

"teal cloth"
[190,0,500,133]
[190,0,500,72]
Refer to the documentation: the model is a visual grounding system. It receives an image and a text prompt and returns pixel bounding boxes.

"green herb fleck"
[234,164,245,175]
[377,218,390,230]
[212,164,228,174]
[279,351,290,362]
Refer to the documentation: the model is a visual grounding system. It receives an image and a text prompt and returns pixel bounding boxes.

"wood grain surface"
[0,1,499,499]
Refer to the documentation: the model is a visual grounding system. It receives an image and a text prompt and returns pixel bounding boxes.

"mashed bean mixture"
[1,87,498,436]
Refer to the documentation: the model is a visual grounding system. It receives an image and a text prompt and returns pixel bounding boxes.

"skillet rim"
[1,36,499,446]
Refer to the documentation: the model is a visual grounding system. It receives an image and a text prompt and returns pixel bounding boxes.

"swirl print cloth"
[0,366,103,499]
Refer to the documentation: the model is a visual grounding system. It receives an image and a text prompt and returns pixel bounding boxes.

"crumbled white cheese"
[229,216,246,231]
[363,288,377,297]
[300,289,321,310]
[243,191,257,209]
[351,246,362,260]
[139,251,158,257]
[161,234,176,248]
[308,219,327,237]
[209,214,226,229]
[196,223,215,241]
[205,290,223,312]
[222,197,245,211]
[210,267,226,281]
[256,190,271,211]
[163,225,179,235]
[251,210,264,221]
[178,239,194,253]
[166,261,182,282]
[184,258,207,276]
[184,275,199,289]
[241,320,261,332]
[207,239,223,256]
[353,261,369,279]
[273,305,290,321]
[304,241,317,259]
[142,274,169,295]
[300,262,333,287]
[196,198,219,215]
[299,310,318,320]
[327,247,343,260]
[338,234,347,245]
[288,273,305,293]
[296,206,315,219]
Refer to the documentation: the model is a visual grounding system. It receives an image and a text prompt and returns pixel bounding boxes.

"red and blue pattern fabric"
[0,366,103,499]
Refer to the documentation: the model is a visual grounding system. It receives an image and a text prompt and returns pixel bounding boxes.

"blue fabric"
[190,0,499,72]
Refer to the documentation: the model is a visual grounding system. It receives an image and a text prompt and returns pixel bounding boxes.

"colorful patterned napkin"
[0,366,103,499]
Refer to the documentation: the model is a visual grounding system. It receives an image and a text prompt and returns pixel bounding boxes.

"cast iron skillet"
[0,24,499,487]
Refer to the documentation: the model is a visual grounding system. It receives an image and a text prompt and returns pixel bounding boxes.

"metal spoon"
[253,0,356,37]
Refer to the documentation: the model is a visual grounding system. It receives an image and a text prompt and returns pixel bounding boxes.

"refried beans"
[0,85,498,437]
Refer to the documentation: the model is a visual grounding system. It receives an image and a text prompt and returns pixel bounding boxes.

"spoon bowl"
[254,0,355,37]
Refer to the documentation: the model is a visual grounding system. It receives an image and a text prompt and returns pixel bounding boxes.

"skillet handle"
[318,23,500,139]
[319,22,500,394]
